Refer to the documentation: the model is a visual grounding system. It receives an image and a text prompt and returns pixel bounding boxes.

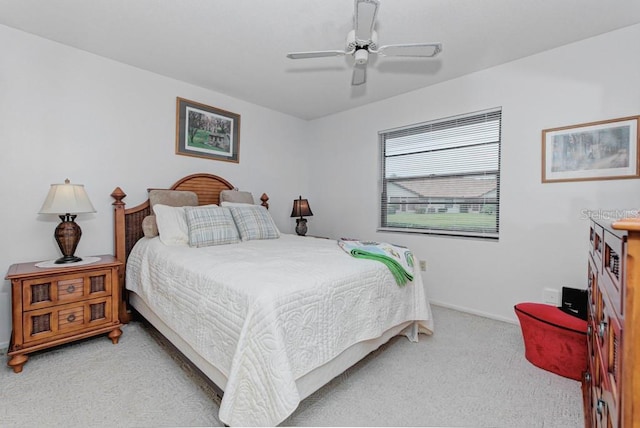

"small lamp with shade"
[39,179,96,264]
[290,196,313,236]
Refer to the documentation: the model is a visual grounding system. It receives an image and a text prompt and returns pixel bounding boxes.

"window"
[379,108,501,239]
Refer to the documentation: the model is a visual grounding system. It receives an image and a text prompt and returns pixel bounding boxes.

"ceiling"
[2,0,640,120]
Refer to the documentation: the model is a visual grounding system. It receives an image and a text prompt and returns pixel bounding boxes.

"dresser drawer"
[602,230,624,317]
[590,295,622,427]
[22,269,113,311]
[22,297,113,345]
[590,221,604,267]
[587,253,599,320]
[602,305,622,428]
[590,343,605,428]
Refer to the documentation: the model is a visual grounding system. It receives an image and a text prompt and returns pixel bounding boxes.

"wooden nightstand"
[5,255,123,373]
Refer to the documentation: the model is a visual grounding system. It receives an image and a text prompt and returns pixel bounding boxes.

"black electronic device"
[559,286,588,320]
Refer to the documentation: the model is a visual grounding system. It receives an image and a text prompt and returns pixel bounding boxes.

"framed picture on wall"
[542,116,640,183]
[175,97,240,163]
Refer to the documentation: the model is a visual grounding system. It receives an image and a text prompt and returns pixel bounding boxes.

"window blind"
[379,108,502,239]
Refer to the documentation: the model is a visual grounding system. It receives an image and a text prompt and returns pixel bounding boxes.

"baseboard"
[430,300,518,325]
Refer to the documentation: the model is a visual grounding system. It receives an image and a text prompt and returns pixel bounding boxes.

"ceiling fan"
[286,0,442,86]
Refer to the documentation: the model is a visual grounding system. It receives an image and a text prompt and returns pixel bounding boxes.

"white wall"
[0,25,311,347]
[306,24,640,323]
[2,23,639,349]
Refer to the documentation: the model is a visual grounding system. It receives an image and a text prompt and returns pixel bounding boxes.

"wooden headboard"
[110,173,269,321]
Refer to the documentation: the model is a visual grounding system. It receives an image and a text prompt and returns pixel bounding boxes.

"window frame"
[378,108,502,240]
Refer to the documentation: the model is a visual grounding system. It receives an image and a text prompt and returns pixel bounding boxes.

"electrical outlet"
[419,260,427,271]
[543,288,561,306]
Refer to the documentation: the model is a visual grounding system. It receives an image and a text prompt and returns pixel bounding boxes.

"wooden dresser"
[586,218,640,427]
[5,255,123,373]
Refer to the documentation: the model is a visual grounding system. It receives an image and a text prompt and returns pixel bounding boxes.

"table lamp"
[290,195,313,236]
[39,179,96,264]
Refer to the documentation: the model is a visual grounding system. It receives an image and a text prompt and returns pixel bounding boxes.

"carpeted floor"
[0,305,583,427]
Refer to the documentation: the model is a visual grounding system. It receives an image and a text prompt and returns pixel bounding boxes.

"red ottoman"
[514,302,587,381]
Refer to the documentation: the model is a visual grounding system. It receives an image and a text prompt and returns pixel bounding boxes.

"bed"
[111,173,433,426]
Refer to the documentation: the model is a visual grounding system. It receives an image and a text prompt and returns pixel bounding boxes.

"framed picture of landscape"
[176,97,240,163]
[542,116,639,183]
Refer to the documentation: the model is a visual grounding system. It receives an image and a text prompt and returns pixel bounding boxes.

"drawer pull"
[598,321,607,339]
[67,314,76,322]
[596,399,605,418]
[66,285,76,294]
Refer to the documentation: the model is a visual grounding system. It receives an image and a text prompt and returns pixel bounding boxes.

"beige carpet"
[0,305,583,427]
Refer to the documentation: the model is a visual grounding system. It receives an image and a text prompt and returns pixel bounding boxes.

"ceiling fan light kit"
[286,0,442,86]
[354,48,369,65]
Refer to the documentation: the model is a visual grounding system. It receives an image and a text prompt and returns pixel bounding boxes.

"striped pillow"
[229,205,280,241]
[184,206,240,247]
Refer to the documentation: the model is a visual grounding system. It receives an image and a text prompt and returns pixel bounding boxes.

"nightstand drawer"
[57,277,84,301]
[22,269,113,311]
[22,297,113,344]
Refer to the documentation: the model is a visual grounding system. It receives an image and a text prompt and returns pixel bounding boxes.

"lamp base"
[54,214,83,264]
[295,218,308,236]
[54,255,83,264]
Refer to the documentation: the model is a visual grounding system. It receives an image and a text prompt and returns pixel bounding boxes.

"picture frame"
[542,116,640,183]
[175,97,240,163]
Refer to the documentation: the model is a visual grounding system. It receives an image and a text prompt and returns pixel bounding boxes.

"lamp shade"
[39,179,96,215]
[290,196,313,218]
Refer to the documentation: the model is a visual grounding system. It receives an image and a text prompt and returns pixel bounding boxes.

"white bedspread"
[126,234,433,426]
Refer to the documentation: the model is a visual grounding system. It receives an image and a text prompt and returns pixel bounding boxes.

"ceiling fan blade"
[377,43,443,58]
[287,50,347,60]
[352,63,367,86]
[354,0,379,43]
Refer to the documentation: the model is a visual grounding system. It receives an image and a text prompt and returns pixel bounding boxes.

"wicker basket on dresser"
[586,218,640,428]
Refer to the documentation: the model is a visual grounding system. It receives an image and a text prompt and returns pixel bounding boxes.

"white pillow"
[153,204,189,246]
